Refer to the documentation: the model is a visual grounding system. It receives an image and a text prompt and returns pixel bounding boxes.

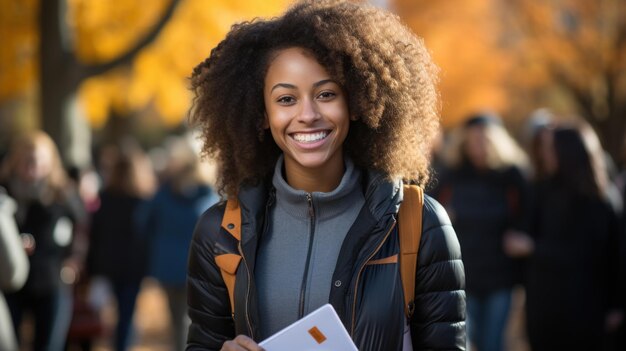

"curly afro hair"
[190,0,440,197]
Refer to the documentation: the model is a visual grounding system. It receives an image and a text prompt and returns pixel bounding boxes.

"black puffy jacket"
[187,171,466,350]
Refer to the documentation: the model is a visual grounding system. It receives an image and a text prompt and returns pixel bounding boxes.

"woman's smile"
[291,130,330,144]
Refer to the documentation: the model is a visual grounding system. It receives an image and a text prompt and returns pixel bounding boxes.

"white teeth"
[292,131,329,143]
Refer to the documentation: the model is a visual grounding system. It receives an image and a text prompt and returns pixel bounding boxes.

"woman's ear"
[258,114,270,142]
[263,113,270,129]
[350,114,358,121]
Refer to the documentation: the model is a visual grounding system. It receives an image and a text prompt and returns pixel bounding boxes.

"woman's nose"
[297,98,321,123]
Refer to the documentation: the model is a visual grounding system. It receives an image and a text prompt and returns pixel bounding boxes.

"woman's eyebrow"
[271,79,336,93]
[313,79,335,88]
[270,83,296,92]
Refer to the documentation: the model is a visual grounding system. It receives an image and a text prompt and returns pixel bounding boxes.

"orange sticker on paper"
[308,326,327,344]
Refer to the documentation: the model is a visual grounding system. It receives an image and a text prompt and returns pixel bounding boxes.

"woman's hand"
[605,309,624,333]
[502,229,534,258]
[221,335,265,351]
[21,233,36,255]
[60,257,81,284]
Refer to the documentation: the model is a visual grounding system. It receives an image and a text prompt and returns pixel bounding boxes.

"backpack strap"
[218,198,242,315]
[398,184,424,318]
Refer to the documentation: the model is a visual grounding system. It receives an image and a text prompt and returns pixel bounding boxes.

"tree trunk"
[39,0,81,167]
[38,0,181,169]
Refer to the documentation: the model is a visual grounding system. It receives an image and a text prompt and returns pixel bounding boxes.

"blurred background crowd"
[0,0,625,350]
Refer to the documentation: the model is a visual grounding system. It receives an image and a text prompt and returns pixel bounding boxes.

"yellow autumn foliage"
[73,0,289,128]
[0,0,38,100]
[5,0,621,133]
[394,0,514,127]
[68,0,171,62]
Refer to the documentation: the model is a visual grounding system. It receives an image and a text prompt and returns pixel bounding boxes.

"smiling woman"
[187,1,466,350]
[190,1,441,198]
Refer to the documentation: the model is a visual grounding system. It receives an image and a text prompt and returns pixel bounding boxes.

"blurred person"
[137,136,218,351]
[522,109,556,183]
[65,166,105,351]
[528,123,556,183]
[616,148,626,350]
[504,123,622,351]
[433,113,530,351]
[74,166,102,215]
[86,140,156,351]
[0,130,84,351]
[0,188,29,351]
[95,144,119,190]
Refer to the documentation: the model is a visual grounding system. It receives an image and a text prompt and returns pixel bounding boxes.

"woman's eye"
[277,96,295,104]
[318,91,336,100]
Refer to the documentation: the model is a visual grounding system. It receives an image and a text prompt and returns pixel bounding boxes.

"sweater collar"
[271,155,363,221]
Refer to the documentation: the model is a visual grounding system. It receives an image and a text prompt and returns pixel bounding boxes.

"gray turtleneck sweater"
[256,156,365,339]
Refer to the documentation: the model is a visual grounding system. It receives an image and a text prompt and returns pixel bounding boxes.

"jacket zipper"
[298,193,316,318]
[262,189,276,235]
[350,220,397,335]
[239,190,275,339]
[238,241,255,339]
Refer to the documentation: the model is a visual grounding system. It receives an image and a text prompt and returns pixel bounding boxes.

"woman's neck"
[283,155,345,193]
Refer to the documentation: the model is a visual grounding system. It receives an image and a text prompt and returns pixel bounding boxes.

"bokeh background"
[1,0,624,167]
[0,0,624,350]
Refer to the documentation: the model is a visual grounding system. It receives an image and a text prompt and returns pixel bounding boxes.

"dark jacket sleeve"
[411,195,466,350]
[186,203,236,350]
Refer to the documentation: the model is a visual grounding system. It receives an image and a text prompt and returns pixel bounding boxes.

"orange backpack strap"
[398,184,424,318]
[216,198,242,315]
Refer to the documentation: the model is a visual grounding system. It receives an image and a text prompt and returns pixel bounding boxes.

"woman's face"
[16,143,54,183]
[539,128,557,176]
[263,47,351,175]
[465,125,489,169]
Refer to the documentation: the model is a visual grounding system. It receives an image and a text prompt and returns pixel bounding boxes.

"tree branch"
[77,0,182,81]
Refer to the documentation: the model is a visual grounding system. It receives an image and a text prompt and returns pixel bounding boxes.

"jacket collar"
[235,165,403,263]
[272,155,363,221]
[361,169,403,223]
[237,167,403,235]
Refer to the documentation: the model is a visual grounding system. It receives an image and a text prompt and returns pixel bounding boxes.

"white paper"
[259,304,358,351]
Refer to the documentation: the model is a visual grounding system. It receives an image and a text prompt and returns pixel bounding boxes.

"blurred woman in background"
[0,130,84,351]
[137,136,218,351]
[433,113,530,351]
[504,122,623,350]
[87,140,156,351]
